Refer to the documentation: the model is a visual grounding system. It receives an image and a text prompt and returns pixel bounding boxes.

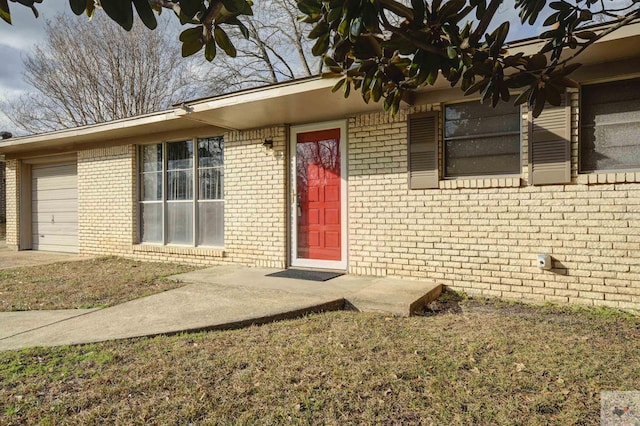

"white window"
[138,137,224,246]
[444,101,521,177]
[580,77,640,172]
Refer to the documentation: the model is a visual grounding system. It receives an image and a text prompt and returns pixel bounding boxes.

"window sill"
[577,172,640,185]
[133,244,225,258]
[439,176,522,189]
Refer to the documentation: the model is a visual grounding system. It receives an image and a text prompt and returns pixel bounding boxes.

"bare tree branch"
[198,0,320,93]
[5,13,203,134]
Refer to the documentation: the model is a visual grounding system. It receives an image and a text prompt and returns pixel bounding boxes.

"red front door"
[296,128,341,261]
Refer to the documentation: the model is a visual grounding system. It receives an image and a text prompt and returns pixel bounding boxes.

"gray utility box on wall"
[537,254,552,270]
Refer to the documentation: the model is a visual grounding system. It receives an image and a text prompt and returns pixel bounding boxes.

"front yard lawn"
[0,257,196,311]
[1,297,639,424]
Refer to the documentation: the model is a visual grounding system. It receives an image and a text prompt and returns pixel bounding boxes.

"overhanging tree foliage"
[2,0,639,117]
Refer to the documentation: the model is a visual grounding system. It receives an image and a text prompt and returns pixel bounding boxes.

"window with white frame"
[580,77,640,172]
[444,100,521,177]
[139,137,224,246]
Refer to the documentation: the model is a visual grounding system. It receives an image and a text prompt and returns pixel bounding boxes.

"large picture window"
[580,77,640,172]
[138,137,224,246]
[444,101,521,177]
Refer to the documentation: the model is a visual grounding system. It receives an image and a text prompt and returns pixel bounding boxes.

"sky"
[0,2,65,134]
[0,2,539,135]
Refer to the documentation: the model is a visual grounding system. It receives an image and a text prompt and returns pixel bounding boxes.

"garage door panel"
[31,188,78,202]
[32,234,77,244]
[31,177,77,191]
[32,223,78,236]
[32,211,78,223]
[31,162,78,253]
[31,163,77,177]
[32,242,78,253]
[32,199,78,213]
[32,238,78,253]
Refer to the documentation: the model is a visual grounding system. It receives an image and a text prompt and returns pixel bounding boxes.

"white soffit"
[177,77,385,130]
[0,111,224,156]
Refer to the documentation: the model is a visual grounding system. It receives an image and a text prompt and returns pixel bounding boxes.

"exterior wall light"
[263,138,274,149]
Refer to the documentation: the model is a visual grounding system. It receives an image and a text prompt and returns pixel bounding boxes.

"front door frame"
[289,119,348,270]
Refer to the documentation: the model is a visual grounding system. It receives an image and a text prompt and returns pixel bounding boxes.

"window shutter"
[408,112,439,189]
[529,92,571,185]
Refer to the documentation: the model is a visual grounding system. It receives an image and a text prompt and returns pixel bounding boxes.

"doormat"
[266,269,344,282]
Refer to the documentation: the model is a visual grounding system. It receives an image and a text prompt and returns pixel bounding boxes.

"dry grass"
[1,296,639,424]
[0,257,195,311]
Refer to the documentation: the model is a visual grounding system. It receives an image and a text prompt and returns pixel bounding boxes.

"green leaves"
[410,0,425,24]
[575,30,597,41]
[515,0,546,25]
[308,22,328,39]
[2,0,625,120]
[171,0,249,61]
[220,0,253,16]
[488,21,509,57]
[214,26,236,57]
[3,0,47,23]
[205,40,217,62]
[101,0,134,31]
[180,0,202,20]
[180,26,203,57]
[312,33,329,56]
[69,0,87,16]
[297,0,322,16]
[182,39,204,57]
[0,0,11,24]
[133,0,157,30]
[179,24,239,60]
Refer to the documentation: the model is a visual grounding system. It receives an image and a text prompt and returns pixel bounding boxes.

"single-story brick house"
[1,23,639,309]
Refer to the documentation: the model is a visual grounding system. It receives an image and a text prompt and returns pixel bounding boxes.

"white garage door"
[31,162,78,253]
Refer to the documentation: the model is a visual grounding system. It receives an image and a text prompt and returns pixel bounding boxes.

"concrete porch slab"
[0,265,441,351]
[171,265,442,317]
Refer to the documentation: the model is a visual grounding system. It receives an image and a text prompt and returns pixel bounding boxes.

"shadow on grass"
[417,288,464,316]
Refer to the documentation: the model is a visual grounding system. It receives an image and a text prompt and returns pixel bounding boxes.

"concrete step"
[336,275,443,317]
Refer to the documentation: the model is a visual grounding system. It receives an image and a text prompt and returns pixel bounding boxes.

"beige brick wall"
[224,126,288,268]
[5,159,18,250]
[347,94,640,310]
[78,146,136,256]
[0,161,6,223]
[73,127,288,268]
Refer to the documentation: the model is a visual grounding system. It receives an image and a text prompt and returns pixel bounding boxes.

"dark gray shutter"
[529,92,571,185]
[408,112,439,189]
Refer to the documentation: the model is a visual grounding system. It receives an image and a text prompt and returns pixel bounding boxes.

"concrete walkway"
[0,265,441,351]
